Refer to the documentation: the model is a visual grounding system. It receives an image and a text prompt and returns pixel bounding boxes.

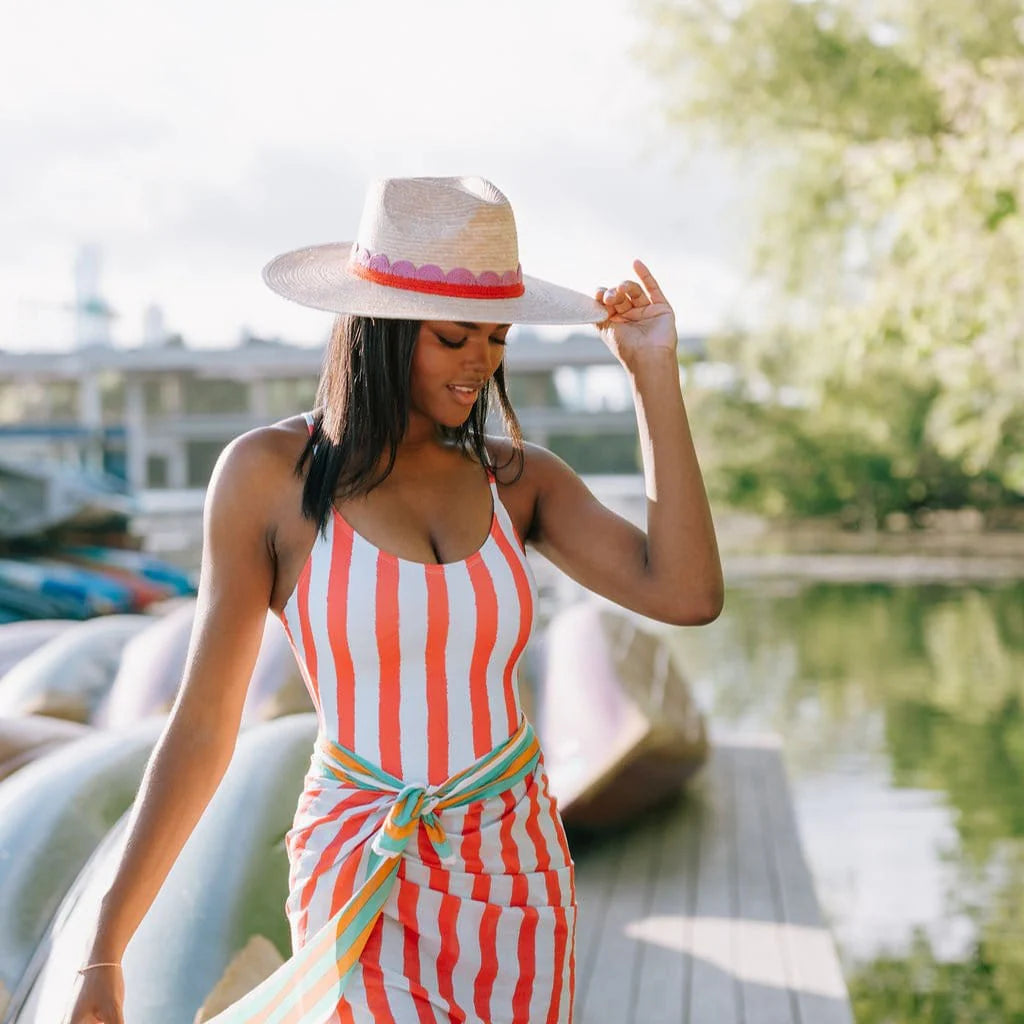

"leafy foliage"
[643,0,1024,518]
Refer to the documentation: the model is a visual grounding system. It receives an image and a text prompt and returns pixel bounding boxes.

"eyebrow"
[454,321,512,332]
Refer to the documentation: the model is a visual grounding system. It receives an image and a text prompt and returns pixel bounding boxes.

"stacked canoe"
[0,547,196,622]
[0,598,320,1021]
[0,593,709,1020]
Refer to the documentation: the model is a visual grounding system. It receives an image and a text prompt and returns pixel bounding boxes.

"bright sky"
[2,0,759,351]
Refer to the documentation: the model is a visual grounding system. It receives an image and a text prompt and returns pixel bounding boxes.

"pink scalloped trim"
[349,243,523,297]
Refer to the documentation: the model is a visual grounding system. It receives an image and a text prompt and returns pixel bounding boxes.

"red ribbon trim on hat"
[349,262,525,300]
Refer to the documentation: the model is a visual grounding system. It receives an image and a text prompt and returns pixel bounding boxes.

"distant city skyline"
[2,0,763,352]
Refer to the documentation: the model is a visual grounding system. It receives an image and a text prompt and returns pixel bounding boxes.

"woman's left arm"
[526,259,724,626]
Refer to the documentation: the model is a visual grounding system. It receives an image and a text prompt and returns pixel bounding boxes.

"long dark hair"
[295,314,525,534]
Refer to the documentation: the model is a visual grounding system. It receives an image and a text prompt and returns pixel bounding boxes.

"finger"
[606,280,647,313]
[609,284,639,314]
[604,292,632,316]
[599,288,629,317]
[593,288,615,325]
[632,259,668,305]
[619,279,648,305]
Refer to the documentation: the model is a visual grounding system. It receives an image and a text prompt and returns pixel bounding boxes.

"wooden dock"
[569,733,854,1024]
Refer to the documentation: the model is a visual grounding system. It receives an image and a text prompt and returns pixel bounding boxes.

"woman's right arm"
[64,429,280,1022]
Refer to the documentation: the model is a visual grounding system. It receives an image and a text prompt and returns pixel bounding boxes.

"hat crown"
[261,173,606,324]
[354,176,520,276]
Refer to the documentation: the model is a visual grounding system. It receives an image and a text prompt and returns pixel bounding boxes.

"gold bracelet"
[77,961,121,974]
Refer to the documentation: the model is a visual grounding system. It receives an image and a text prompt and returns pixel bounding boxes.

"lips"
[447,383,482,407]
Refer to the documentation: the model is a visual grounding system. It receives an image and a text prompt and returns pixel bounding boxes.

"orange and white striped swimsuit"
[278,412,577,1023]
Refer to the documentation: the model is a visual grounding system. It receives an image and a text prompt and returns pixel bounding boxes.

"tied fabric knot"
[370,781,455,865]
[204,715,541,1023]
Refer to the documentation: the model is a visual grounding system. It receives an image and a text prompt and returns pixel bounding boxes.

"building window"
[264,376,319,417]
[143,377,180,416]
[186,440,225,488]
[146,454,169,488]
[48,380,80,420]
[184,378,250,415]
[547,433,641,474]
[100,372,125,420]
[103,444,127,483]
[0,379,48,423]
[505,371,560,408]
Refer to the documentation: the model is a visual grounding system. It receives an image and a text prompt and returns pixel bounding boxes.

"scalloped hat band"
[348,243,525,300]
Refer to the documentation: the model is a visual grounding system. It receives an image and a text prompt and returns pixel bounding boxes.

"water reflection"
[656,580,1024,1022]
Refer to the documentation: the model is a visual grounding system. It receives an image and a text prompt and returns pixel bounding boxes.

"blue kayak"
[29,559,138,614]
[0,559,128,618]
[0,572,93,620]
[59,546,196,596]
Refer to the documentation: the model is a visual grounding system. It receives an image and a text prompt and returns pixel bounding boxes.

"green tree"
[643,0,1024,522]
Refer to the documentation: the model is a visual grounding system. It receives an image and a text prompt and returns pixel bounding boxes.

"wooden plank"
[630,788,700,1024]
[571,829,624,1012]
[760,747,854,1024]
[733,744,797,1024]
[573,812,661,1024]
[620,806,686,1024]
[687,744,742,1023]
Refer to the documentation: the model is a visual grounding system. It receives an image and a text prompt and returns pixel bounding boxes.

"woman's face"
[409,320,511,430]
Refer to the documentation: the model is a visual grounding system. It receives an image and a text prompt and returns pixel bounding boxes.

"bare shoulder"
[483,435,583,544]
[484,434,577,489]
[206,413,311,531]
[211,414,308,493]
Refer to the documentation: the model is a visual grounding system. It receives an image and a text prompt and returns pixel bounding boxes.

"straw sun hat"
[262,176,607,325]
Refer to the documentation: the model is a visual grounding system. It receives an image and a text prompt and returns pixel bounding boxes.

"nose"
[461,336,493,374]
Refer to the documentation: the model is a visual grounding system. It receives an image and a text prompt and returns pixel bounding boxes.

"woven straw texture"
[262,176,606,325]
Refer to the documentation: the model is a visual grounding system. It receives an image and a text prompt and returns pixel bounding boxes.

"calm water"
[652,579,1024,1023]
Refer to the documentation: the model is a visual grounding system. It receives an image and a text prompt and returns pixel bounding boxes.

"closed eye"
[437,334,508,348]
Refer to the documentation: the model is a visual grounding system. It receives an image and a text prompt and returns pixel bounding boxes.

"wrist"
[87,935,125,965]
[622,346,679,374]
[78,960,122,975]
[624,349,682,390]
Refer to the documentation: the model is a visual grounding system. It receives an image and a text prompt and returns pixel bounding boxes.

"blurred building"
[0,336,319,493]
[0,330,708,500]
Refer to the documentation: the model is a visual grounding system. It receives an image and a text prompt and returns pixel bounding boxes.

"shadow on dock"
[568,734,854,1024]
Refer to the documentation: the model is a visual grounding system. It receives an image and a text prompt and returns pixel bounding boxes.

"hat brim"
[262,242,608,326]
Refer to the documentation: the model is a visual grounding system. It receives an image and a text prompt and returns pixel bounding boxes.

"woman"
[64,176,723,1023]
